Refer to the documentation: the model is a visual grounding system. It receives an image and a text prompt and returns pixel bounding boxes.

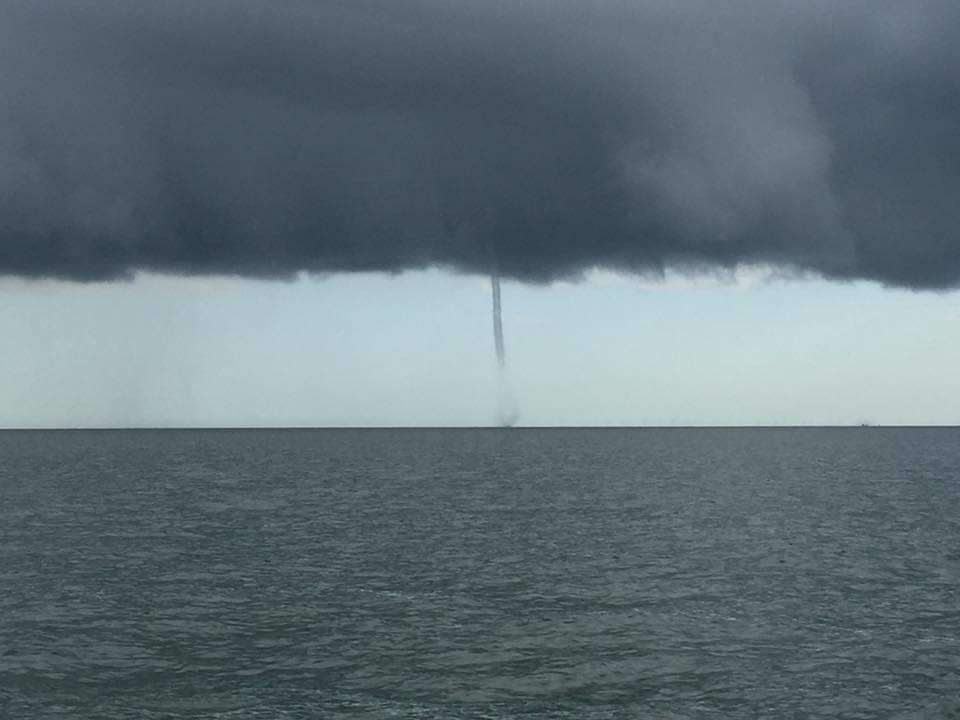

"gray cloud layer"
[2,1,959,287]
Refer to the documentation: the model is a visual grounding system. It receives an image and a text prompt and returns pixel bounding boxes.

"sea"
[2,427,960,719]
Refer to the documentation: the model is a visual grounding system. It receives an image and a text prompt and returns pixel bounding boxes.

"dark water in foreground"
[2,428,960,719]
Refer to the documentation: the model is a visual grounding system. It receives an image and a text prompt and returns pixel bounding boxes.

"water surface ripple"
[2,428,960,718]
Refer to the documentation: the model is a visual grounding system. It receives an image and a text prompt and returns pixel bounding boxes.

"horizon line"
[1,424,958,431]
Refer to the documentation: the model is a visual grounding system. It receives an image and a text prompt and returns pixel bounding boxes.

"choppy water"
[2,428,960,718]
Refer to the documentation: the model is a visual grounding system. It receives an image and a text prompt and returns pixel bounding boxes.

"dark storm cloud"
[1,0,959,287]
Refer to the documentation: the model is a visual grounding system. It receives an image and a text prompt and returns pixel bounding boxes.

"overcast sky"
[2,1,959,426]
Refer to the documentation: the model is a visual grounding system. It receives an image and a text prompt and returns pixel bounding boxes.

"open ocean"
[2,427,960,718]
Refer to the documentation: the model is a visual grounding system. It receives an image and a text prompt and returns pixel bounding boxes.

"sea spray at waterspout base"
[491,275,519,427]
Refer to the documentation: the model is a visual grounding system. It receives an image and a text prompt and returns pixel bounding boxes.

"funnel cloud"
[490,274,517,426]
[2,1,960,288]
[491,275,505,371]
